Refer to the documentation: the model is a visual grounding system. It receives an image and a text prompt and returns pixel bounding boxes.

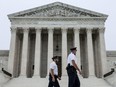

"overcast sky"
[0,0,116,50]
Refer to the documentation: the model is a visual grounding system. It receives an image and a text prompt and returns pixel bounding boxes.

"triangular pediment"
[8,2,108,18]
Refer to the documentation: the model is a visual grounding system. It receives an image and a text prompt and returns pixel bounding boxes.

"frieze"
[11,18,104,26]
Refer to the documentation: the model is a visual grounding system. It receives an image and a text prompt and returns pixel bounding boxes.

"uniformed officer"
[48,56,61,87]
[66,47,81,87]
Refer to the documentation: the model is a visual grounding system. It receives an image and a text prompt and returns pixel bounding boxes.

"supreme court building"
[8,2,108,78]
[2,2,114,87]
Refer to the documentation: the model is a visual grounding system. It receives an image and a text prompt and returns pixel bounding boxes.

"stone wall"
[107,51,116,71]
[105,51,116,87]
[0,50,9,70]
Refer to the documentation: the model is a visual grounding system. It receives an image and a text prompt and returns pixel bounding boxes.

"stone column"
[33,28,41,77]
[62,28,67,76]
[74,28,81,69]
[20,28,29,76]
[86,28,95,76]
[8,27,17,77]
[47,28,53,75]
[98,28,107,76]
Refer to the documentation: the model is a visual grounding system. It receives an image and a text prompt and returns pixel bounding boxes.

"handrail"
[103,68,115,78]
[2,68,12,77]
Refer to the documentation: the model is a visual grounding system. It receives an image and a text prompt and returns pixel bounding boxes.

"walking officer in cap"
[66,47,82,87]
[48,56,61,87]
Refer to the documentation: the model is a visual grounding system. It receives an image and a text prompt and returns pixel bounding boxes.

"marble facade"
[0,2,115,87]
[8,2,108,78]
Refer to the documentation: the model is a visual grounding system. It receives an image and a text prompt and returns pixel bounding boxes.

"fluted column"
[47,28,53,75]
[8,27,17,77]
[62,28,67,76]
[20,28,29,76]
[98,28,107,76]
[33,28,41,77]
[86,28,95,76]
[74,28,81,69]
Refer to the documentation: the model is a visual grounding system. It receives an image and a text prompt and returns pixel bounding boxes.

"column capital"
[61,27,68,29]
[48,28,54,33]
[48,27,54,29]
[61,27,68,32]
[98,28,105,33]
[35,28,42,32]
[86,29,92,33]
[23,27,29,29]
[23,28,29,33]
[73,28,80,32]
[74,27,80,29]
[35,27,41,29]
[10,26,17,29]
[10,27,17,33]
[86,27,93,29]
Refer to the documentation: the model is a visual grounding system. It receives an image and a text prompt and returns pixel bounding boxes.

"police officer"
[66,47,81,87]
[48,56,61,87]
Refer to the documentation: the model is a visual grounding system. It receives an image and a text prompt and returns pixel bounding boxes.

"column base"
[32,75,40,78]
[18,75,27,78]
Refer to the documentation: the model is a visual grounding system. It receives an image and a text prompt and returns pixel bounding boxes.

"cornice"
[9,17,107,22]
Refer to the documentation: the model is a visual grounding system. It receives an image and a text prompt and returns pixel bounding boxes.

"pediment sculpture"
[8,2,108,18]
[15,5,99,17]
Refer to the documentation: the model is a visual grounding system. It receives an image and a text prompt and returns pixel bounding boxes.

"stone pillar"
[86,28,95,76]
[20,28,29,76]
[74,28,81,69]
[8,27,17,76]
[62,28,67,76]
[33,28,41,77]
[47,28,53,75]
[98,28,107,76]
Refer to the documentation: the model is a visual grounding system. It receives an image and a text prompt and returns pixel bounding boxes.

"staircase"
[2,76,112,87]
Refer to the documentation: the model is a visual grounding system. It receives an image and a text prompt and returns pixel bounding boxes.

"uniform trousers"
[48,74,60,87]
[67,66,80,87]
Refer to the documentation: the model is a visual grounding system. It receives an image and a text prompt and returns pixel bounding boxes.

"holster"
[66,63,77,74]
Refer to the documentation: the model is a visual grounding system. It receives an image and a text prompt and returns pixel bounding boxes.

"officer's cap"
[70,47,77,51]
[52,56,58,59]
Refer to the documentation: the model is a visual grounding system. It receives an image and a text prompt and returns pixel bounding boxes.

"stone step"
[2,76,112,87]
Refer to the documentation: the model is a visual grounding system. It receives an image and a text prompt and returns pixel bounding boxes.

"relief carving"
[15,5,99,17]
